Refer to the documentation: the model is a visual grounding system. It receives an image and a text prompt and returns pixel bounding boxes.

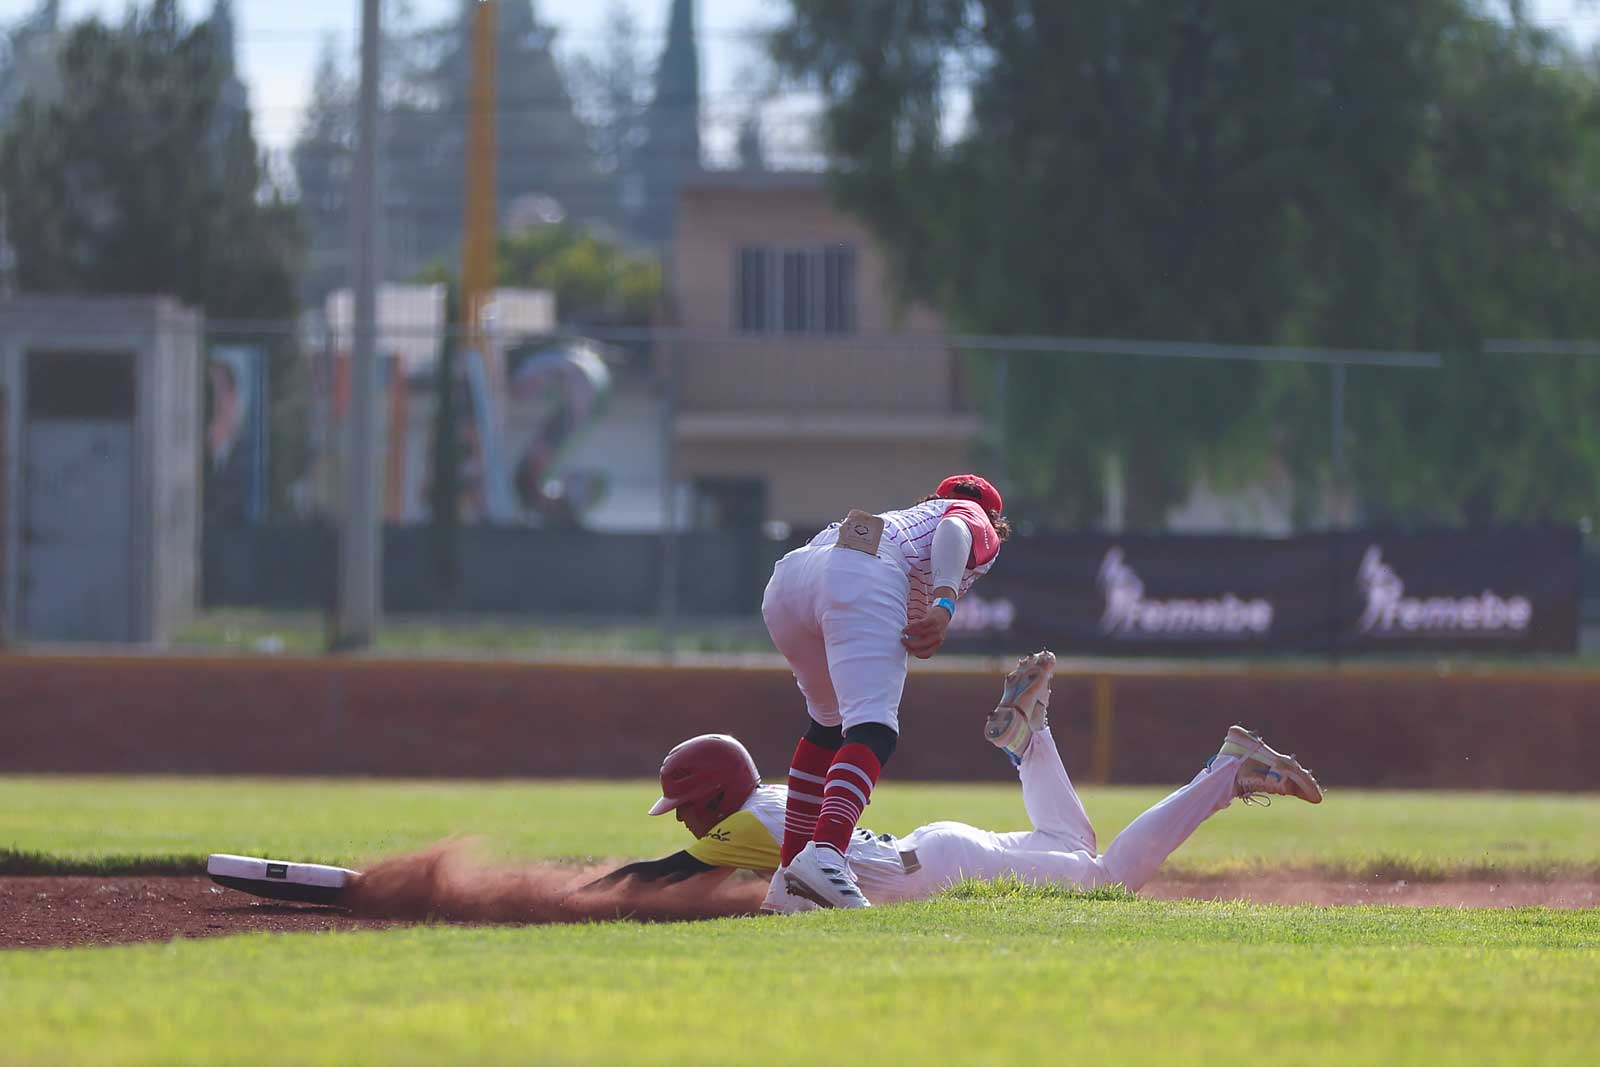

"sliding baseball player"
[593,651,1323,910]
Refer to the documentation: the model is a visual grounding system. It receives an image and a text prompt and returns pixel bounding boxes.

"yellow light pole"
[462,0,498,373]
[458,0,510,519]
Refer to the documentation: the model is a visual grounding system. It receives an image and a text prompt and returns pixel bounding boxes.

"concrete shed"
[0,296,201,644]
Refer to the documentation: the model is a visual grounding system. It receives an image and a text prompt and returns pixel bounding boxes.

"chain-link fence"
[9,302,1593,656]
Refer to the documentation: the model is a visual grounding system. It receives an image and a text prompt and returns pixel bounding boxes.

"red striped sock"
[812,743,883,856]
[780,738,836,866]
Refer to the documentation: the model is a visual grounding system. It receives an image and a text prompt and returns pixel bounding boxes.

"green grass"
[172,609,778,656]
[5,780,1600,1064]
[3,776,1599,879]
[2,885,1598,1066]
[173,608,1600,666]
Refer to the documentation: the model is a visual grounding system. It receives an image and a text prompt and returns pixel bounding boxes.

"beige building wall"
[670,173,979,527]
[678,439,976,532]
[674,182,944,336]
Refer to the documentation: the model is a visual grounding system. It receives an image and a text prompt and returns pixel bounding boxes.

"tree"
[1,0,298,316]
[293,1,614,292]
[494,223,660,327]
[0,0,307,515]
[416,220,661,328]
[564,1,650,177]
[773,1,1600,529]
[291,34,354,304]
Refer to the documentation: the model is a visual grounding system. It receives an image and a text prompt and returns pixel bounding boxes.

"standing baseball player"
[593,650,1323,910]
[759,475,1009,909]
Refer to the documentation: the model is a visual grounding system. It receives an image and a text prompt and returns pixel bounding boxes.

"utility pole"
[333,0,383,650]
[0,194,16,297]
[461,0,505,518]
[462,0,498,343]
[1330,363,1349,527]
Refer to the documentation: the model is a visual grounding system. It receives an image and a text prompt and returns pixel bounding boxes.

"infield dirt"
[6,867,1596,950]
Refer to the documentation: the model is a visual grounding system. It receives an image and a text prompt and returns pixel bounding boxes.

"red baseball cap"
[935,474,1003,516]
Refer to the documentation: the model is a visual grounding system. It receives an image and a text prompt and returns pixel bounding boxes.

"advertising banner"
[1334,528,1581,654]
[206,345,267,524]
[944,528,1581,656]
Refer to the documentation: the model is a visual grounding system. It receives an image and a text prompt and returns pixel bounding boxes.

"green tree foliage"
[290,34,354,304]
[0,0,307,516]
[0,0,298,315]
[294,0,615,295]
[416,221,661,329]
[774,0,1600,528]
[494,224,660,327]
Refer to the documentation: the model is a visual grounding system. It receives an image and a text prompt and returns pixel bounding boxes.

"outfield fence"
[1,653,1596,789]
[3,313,1597,655]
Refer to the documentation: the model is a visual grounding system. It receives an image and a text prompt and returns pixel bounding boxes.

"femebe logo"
[1098,547,1273,637]
[1357,546,1532,635]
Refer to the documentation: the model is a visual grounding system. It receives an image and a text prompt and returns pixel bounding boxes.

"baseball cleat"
[1211,726,1324,804]
[783,842,872,909]
[760,866,818,915]
[984,650,1057,761]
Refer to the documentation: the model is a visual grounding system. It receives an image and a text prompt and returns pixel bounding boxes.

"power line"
[189,25,784,43]
[30,316,1445,367]
[252,96,823,117]
[1484,339,1600,357]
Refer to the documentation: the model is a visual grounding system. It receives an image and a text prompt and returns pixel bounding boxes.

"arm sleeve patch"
[685,809,782,871]
[943,499,1000,567]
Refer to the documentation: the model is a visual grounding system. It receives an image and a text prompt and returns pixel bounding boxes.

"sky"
[3,0,1599,154]
[0,0,786,152]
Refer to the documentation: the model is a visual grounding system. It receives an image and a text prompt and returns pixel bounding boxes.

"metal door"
[20,350,138,643]
[21,418,135,641]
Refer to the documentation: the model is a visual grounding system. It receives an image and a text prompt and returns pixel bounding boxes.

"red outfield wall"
[1,654,1597,790]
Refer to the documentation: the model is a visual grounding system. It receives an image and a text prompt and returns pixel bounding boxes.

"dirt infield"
[5,872,1595,950]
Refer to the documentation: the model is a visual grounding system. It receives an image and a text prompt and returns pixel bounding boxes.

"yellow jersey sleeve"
[685,809,781,871]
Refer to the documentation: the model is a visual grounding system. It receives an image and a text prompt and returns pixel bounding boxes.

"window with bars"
[735,244,857,335]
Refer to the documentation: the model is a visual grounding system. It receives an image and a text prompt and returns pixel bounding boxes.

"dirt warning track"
[5,871,1595,950]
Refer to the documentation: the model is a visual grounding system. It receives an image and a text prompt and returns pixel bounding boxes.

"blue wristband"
[933,596,956,618]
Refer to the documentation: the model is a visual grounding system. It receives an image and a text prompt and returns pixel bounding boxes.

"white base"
[207,853,358,888]
[206,854,361,906]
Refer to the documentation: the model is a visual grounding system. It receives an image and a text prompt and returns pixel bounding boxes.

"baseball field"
[3,775,1598,1065]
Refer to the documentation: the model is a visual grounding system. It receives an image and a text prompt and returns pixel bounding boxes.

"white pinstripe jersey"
[812,499,1000,623]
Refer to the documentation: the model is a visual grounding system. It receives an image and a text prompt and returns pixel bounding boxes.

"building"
[669,170,980,532]
[0,296,201,644]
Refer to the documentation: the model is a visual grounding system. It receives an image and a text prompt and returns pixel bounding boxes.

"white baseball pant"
[761,543,912,733]
[845,729,1239,902]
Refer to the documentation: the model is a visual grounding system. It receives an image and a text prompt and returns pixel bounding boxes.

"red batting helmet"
[647,734,761,816]
[936,473,1003,516]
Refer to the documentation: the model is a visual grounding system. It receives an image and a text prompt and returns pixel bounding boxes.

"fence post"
[1092,673,1115,784]
[658,338,680,656]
